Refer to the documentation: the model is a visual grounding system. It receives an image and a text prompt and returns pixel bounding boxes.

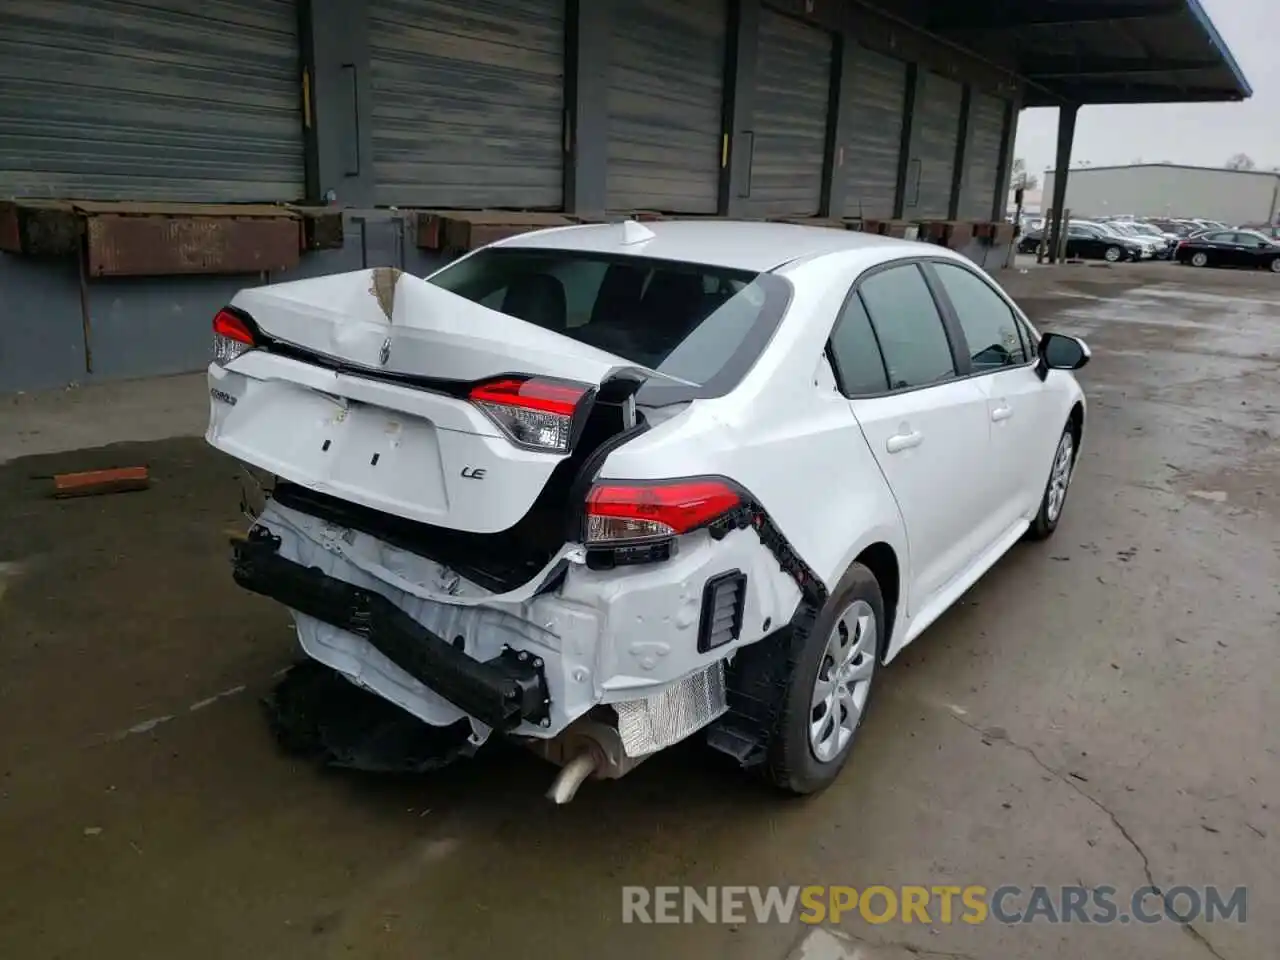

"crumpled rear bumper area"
[233,527,550,732]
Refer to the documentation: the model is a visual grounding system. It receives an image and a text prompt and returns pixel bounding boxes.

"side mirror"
[1035,332,1090,381]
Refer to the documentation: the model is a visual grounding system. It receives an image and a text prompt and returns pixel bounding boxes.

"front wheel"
[765,564,883,795]
[1104,246,1121,262]
[1028,425,1076,540]
[1269,257,1280,273]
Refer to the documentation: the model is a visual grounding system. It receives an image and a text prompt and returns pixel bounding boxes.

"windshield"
[427,248,792,405]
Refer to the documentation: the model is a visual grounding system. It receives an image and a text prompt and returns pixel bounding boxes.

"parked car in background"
[1017,220,1147,262]
[1240,224,1280,241]
[1103,221,1172,259]
[1118,221,1179,258]
[1175,229,1280,271]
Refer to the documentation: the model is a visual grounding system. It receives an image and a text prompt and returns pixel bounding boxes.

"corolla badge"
[378,337,391,366]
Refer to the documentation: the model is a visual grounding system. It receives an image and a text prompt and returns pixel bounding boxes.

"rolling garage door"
[606,0,727,214]
[369,0,565,209]
[842,47,908,220]
[958,92,1008,220]
[748,10,833,217]
[906,71,962,219]
[0,0,303,202]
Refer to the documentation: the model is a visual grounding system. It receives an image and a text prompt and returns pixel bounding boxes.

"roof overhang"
[922,0,1251,106]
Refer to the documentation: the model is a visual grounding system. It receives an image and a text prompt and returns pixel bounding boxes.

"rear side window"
[857,265,956,390]
[930,263,1028,370]
[427,248,790,403]
[828,293,889,395]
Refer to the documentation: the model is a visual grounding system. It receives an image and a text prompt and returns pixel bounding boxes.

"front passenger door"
[835,264,998,611]
[927,261,1054,531]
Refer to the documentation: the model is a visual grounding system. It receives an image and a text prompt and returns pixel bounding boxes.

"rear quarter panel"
[598,252,909,601]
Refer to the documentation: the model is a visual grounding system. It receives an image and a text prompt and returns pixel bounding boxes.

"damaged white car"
[207,220,1089,801]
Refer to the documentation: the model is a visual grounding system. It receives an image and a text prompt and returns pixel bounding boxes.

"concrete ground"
[0,262,1276,960]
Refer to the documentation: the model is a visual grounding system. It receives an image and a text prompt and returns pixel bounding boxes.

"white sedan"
[206,220,1089,800]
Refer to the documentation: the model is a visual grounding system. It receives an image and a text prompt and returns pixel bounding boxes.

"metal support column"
[991,98,1021,222]
[564,0,611,216]
[892,64,920,220]
[1047,103,1079,264]
[948,84,973,220]
[724,0,761,218]
[820,32,850,217]
[298,0,376,207]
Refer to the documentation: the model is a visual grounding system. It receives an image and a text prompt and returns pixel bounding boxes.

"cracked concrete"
[0,263,1276,959]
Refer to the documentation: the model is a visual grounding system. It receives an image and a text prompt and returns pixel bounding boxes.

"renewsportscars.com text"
[621,884,1247,926]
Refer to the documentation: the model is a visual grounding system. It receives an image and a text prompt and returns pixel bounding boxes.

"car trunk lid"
[207,268,644,540]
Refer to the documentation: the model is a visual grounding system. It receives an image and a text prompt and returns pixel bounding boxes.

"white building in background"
[1041,163,1280,225]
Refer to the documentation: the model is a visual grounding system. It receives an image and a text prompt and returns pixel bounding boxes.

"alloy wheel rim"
[1105,247,1120,262]
[809,599,877,763]
[1193,253,1207,266]
[1271,258,1280,273]
[1046,432,1074,522]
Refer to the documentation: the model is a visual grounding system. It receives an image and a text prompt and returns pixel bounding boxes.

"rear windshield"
[427,247,792,404]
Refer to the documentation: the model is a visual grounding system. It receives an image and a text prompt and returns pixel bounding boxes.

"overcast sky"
[1014,0,1276,175]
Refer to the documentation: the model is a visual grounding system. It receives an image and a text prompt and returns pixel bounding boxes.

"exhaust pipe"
[546,751,599,804]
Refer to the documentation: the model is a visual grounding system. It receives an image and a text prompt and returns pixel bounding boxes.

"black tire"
[765,562,884,795]
[1269,256,1280,274]
[1027,423,1077,541]
[1104,246,1121,263]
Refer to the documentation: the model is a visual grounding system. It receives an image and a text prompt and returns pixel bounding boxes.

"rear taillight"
[469,376,590,453]
[585,479,743,544]
[213,307,257,366]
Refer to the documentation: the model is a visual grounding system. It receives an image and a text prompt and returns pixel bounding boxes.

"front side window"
[857,265,956,390]
[428,248,791,403]
[930,263,1028,371]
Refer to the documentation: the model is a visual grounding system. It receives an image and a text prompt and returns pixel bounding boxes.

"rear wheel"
[765,564,883,795]
[1104,246,1121,262]
[1269,257,1280,273]
[1028,425,1076,541]
[1191,251,1209,267]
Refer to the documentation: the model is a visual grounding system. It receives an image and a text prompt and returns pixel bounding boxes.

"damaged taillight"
[584,479,743,544]
[213,307,257,366]
[469,377,590,453]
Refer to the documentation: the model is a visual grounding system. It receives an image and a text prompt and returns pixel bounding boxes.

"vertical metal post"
[564,0,611,216]
[725,0,761,218]
[819,30,849,218]
[948,84,973,220]
[1047,103,1079,264]
[992,97,1021,222]
[892,63,920,220]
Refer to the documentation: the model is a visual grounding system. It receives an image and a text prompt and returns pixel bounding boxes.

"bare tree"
[1225,153,1256,171]
[1010,157,1039,191]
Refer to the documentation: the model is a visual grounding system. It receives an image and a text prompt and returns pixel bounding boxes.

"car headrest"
[501,273,567,329]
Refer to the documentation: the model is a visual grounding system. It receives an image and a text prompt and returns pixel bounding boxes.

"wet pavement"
[0,262,1277,959]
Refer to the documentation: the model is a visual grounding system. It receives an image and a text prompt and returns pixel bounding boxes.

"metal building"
[1043,164,1280,227]
[0,0,1252,392]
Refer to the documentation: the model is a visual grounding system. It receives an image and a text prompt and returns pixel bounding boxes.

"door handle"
[886,430,922,453]
[991,404,1014,422]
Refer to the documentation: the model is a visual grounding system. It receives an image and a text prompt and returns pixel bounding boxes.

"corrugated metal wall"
[907,71,962,219]
[842,47,907,220]
[959,92,1006,220]
[747,9,833,217]
[605,0,727,214]
[368,0,565,209]
[0,0,303,202]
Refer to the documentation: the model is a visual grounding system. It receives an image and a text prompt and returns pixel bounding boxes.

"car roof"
[492,219,933,273]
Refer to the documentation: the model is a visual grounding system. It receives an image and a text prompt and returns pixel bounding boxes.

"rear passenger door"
[830,262,1001,611]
